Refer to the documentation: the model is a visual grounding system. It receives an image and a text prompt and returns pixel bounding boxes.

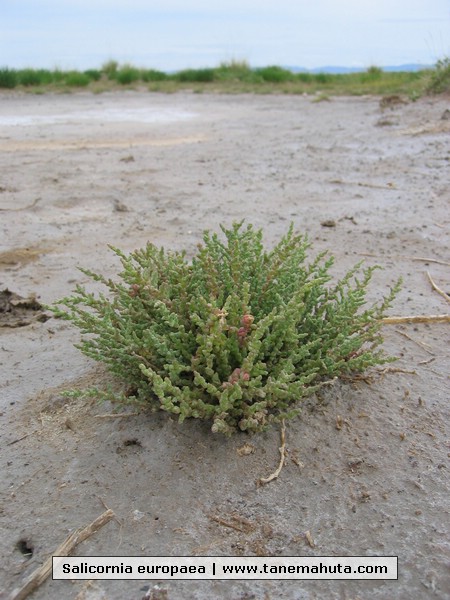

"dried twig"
[359,253,450,267]
[426,271,450,304]
[418,357,436,366]
[209,515,243,531]
[377,367,417,376]
[209,514,254,534]
[394,329,434,354]
[0,198,40,212]
[258,419,287,485]
[408,257,450,266]
[94,412,139,419]
[9,509,115,600]
[381,314,450,324]
[305,530,316,548]
[6,431,38,446]
[73,580,96,600]
[329,179,397,190]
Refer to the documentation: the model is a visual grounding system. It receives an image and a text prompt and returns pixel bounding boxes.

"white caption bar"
[53,556,398,580]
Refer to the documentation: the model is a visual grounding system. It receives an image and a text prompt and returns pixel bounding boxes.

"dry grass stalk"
[378,367,417,376]
[426,271,450,304]
[394,329,434,354]
[305,530,316,548]
[209,514,254,534]
[258,419,287,485]
[9,509,115,600]
[94,412,140,418]
[359,253,450,267]
[381,314,450,324]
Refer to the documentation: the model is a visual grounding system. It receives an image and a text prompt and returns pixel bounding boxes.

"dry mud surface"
[0,91,449,600]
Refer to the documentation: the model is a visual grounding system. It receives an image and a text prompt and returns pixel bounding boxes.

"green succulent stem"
[50,222,401,434]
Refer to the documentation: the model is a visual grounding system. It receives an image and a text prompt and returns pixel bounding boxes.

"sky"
[1,0,449,72]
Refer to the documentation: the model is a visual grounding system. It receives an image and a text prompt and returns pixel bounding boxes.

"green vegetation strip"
[1,58,449,95]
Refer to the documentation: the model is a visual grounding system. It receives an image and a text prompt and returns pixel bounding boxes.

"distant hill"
[284,64,432,74]
[382,64,433,72]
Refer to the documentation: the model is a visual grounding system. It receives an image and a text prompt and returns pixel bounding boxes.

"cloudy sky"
[1,0,449,71]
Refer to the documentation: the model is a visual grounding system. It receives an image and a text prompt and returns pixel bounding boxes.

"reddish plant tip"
[129,284,140,297]
[229,367,242,382]
[227,367,250,385]
[237,327,248,346]
[241,314,254,329]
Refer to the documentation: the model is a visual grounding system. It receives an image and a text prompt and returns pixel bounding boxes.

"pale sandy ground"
[0,91,449,600]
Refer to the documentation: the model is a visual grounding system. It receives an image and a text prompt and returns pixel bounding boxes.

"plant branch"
[381,314,450,324]
[258,419,287,485]
[9,509,115,600]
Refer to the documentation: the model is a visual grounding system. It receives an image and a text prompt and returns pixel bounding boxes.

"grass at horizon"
[0,60,446,97]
